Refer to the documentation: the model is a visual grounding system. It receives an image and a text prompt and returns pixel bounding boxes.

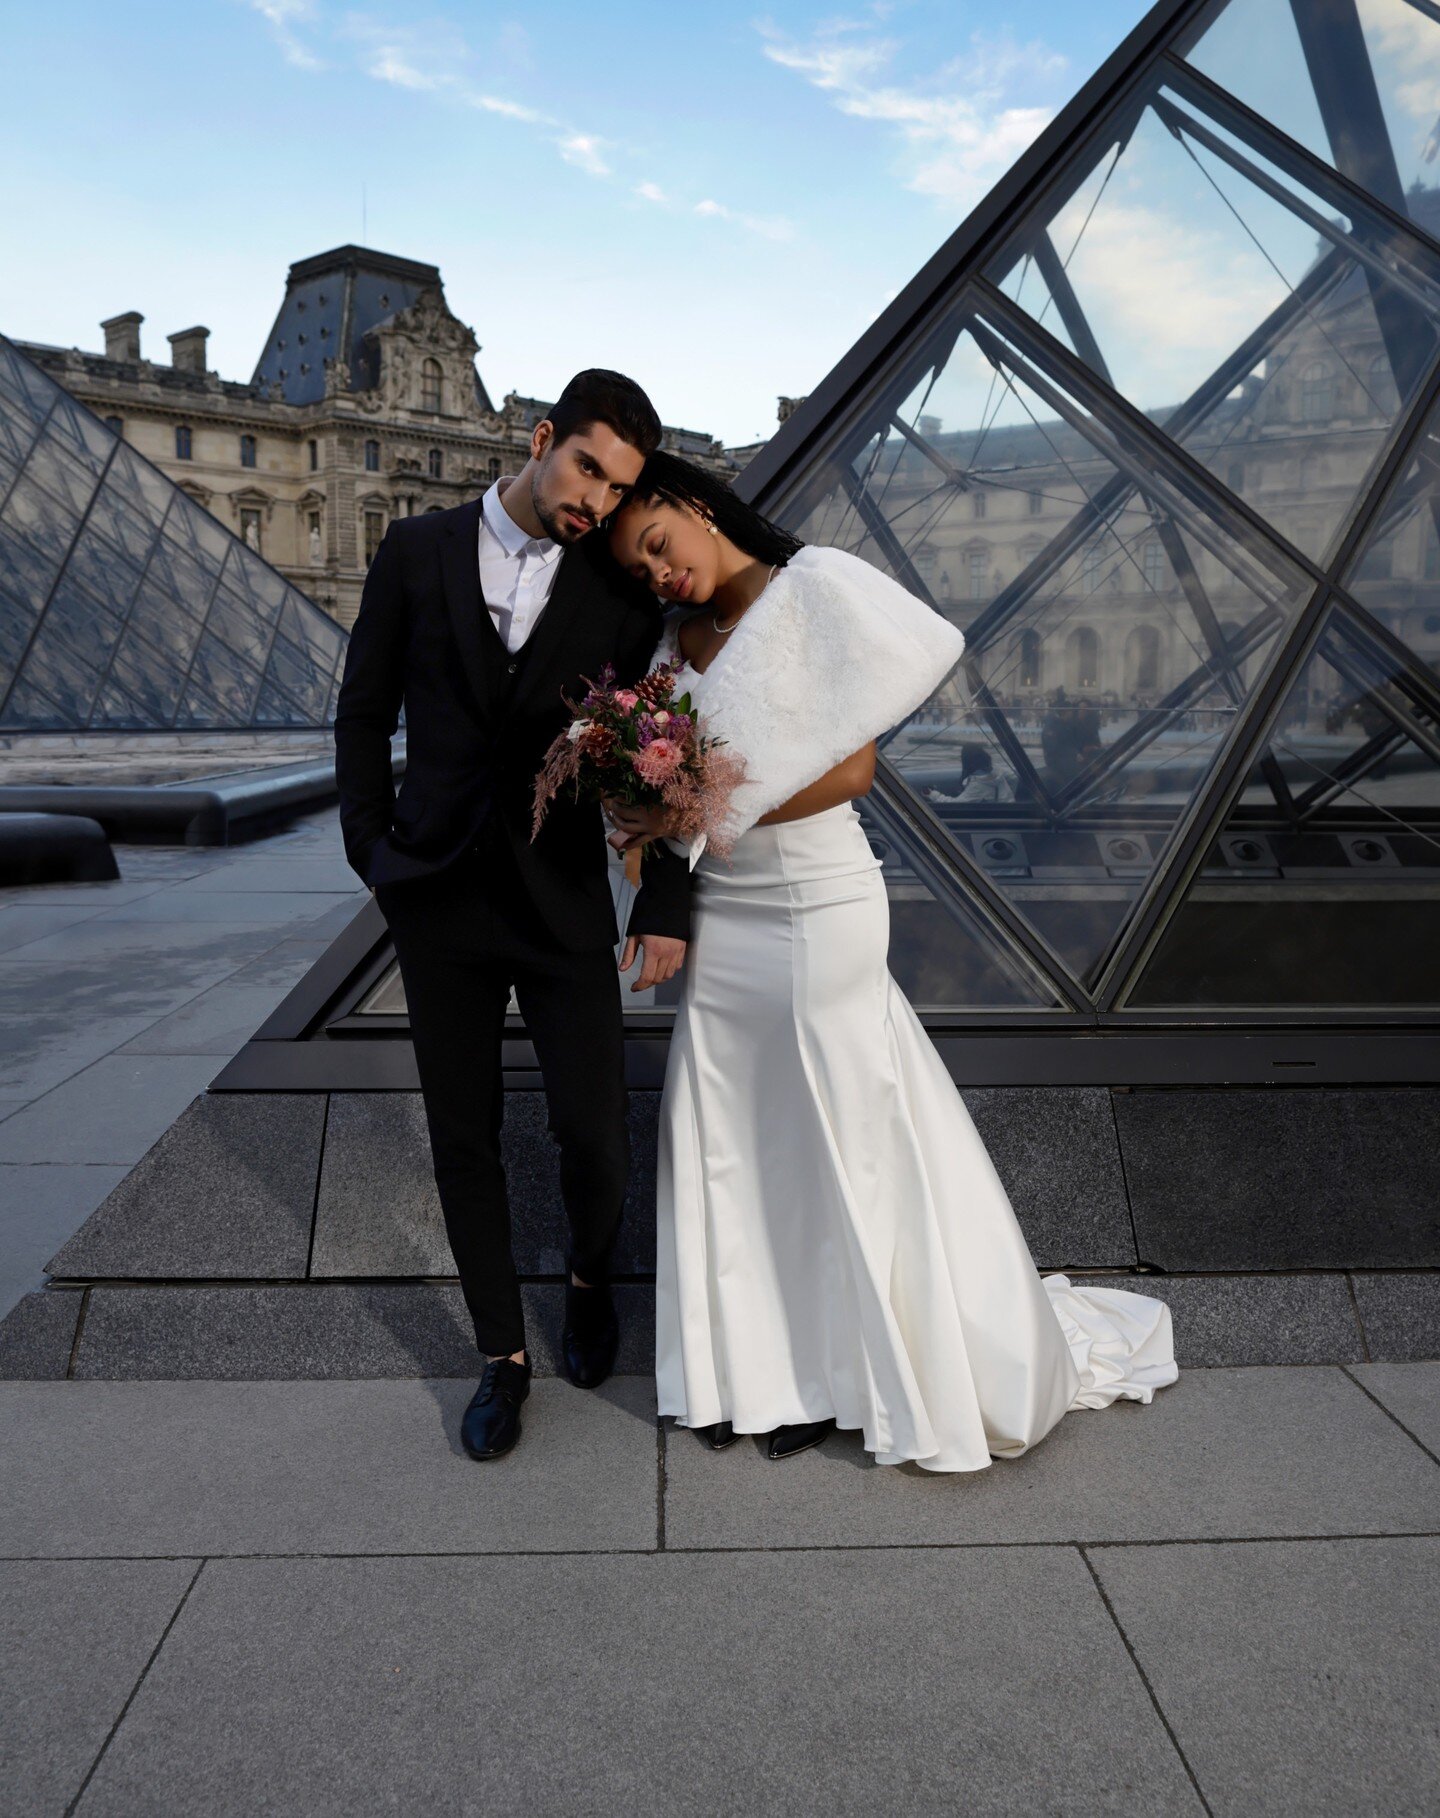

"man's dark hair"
[546,369,662,457]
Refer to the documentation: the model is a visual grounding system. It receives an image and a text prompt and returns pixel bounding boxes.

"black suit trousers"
[378,822,629,1359]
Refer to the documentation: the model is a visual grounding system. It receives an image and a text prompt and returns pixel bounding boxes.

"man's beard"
[531,473,596,544]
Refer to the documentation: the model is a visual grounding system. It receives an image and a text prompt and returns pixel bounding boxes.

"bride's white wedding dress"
[652,617,1178,1474]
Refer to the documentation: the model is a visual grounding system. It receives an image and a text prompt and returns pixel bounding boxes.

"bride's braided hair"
[620,449,804,568]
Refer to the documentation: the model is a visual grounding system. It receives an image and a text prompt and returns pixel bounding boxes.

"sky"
[1,0,1156,446]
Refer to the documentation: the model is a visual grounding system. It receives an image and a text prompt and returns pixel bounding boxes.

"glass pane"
[145,530,218,619]
[1129,607,1440,1006]
[218,542,285,624]
[206,580,276,667]
[19,616,107,723]
[107,632,188,724]
[263,633,328,716]
[188,631,262,720]
[253,678,315,726]
[770,297,1312,987]
[986,69,1440,562]
[125,576,204,667]
[0,391,39,470]
[22,424,104,518]
[1183,0,1440,229]
[1341,398,1440,679]
[86,475,162,570]
[64,527,146,617]
[0,672,69,730]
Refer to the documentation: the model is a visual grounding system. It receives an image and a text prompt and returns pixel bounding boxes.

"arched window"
[971,489,987,520]
[421,358,443,413]
[308,438,319,472]
[1017,627,1041,690]
[1125,623,1160,695]
[1300,361,1333,422]
[364,439,380,473]
[488,457,502,482]
[239,434,256,469]
[1069,625,1100,689]
[967,546,989,600]
[427,447,443,480]
[1142,540,1165,594]
[1027,490,1043,517]
[175,424,192,460]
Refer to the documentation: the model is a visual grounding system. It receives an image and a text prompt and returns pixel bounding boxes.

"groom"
[334,369,690,1460]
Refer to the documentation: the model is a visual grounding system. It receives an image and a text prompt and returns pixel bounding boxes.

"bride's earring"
[700,514,718,537]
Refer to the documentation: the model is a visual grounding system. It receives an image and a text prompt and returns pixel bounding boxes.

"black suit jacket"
[333,497,691,948]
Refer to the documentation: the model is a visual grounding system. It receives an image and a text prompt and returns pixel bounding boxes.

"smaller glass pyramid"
[0,334,347,731]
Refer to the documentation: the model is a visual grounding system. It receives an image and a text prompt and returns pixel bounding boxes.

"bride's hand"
[603,798,675,843]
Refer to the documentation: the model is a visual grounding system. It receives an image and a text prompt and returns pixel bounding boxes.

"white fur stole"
[655,544,966,865]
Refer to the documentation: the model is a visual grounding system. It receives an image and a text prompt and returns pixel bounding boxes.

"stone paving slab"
[114,984,293,1056]
[0,1056,227,1167]
[0,1163,128,1314]
[1347,1361,1440,1458]
[1092,1538,1440,1818]
[661,1367,1440,1550]
[72,1549,1202,1818]
[61,1281,655,1380]
[1350,1270,1440,1360]
[0,1288,80,1378]
[963,1086,1136,1267]
[0,1558,195,1817]
[0,901,112,955]
[95,892,359,926]
[45,1093,323,1277]
[1065,1272,1365,1367]
[0,1378,658,1558]
[1116,1088,1440,1271]
[0,1010,164,1096]
[312,1091,660,1277]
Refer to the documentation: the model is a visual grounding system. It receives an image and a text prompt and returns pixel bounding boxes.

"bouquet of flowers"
[532,660,746,872]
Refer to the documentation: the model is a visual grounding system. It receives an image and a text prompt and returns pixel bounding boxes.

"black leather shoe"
[697,1421,738,1450]
[461,1355,531,1460]
[562,1280,619,1389]
[767,1418,835,1461]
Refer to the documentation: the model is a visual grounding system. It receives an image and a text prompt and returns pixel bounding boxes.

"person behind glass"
[334,371,690,1461]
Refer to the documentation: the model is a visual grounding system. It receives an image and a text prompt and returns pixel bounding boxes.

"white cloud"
[559,133,611,178]
[242,0,325,70]
[636,181,669,204]
[693,198,794,241]
[761,23,1068,215]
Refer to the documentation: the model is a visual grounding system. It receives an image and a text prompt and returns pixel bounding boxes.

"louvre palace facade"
[16,244,734,630]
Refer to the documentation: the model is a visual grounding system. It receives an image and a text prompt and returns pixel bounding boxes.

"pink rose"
[633,737,683,785]
[651,709,670,727]
[612,689,639,711]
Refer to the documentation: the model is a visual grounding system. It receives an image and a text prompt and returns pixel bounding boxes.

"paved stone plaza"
[1,810,1436,1815]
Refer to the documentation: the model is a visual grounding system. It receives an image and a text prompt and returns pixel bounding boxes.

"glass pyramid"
[0,334,348,731]
[231,0,1440,1070]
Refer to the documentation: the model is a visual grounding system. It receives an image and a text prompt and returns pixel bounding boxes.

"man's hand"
[618,932,686,993]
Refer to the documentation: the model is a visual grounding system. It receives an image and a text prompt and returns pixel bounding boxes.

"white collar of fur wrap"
[657,544,966,867]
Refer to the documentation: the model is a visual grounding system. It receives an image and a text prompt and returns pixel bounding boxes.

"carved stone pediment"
[362,282,485,424]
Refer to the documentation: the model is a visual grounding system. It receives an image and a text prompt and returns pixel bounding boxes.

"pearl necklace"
[712,564,778,634]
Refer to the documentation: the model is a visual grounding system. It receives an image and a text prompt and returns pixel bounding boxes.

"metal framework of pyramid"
[221,0,1440,1094]
[0,334,348,731]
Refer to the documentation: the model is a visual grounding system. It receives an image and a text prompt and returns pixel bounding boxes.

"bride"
[605,452,1177,1472]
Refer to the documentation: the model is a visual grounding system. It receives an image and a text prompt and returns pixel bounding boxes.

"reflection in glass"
[1342,403,1440,680]
[771,299,1311,986]
[987,68,1440,563]
[1129,606,1440,1006]
[1183,0,1440,230]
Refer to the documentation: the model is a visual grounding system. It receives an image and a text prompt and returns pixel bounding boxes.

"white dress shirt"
[478,478,564,652]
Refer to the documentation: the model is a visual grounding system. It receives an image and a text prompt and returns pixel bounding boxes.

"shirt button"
[507,661,517,673]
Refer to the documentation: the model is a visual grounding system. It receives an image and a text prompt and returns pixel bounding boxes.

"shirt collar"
[483,478,559,562]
